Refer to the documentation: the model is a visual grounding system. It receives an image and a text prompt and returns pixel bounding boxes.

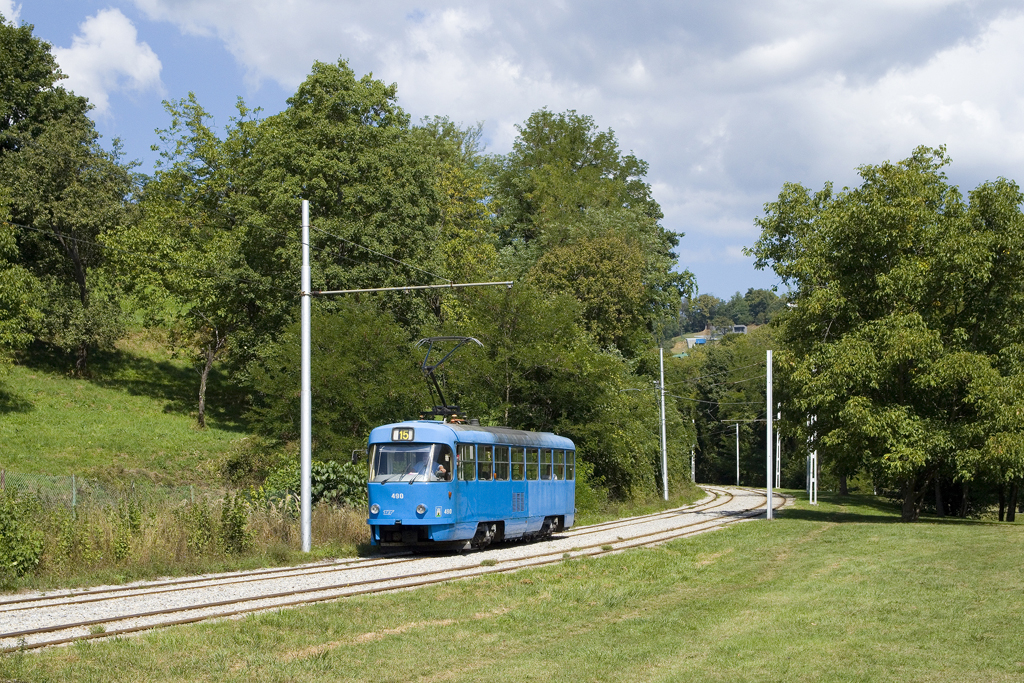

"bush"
[572,459,608,517]
[221,437,290,487]
[220,492,253,554]
[173,500,215,556]
[263,459,367,509]
[0,493,44,581]
[311,460,367,508]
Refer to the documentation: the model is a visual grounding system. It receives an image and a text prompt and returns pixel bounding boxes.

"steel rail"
[0,552,416,610]
[561,489,719,535]
[0,490,730,615]
[0,488,745,643]
[0,488,778,652]
[5,491,783,653]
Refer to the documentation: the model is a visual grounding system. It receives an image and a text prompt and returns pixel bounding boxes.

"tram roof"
[369,421,575,449]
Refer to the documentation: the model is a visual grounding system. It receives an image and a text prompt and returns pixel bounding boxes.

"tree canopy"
[751,146,1024,520]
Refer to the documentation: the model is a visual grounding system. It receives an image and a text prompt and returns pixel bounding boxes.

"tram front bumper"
[373,523,456,544]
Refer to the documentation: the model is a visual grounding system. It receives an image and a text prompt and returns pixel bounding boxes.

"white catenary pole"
[808,414,818,505]
[691,419,696,483]
[766,350,774,520]
[806,416,812,495]
[300,200,312,552]
[775,407,782,489]
[659,347,669,501]
[735,423,740,486]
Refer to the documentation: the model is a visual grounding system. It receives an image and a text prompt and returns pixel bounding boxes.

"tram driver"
[406,451,447,479]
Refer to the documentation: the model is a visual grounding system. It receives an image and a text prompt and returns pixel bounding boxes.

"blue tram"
[366,420,576,549]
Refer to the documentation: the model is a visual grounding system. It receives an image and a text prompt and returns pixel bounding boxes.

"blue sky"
[6,1,1024,298]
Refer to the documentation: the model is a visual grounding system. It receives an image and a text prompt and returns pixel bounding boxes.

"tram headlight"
[370,504,380,515]
[416,503,427,515]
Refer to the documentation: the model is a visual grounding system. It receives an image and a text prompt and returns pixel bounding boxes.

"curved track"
[0,486,788,651]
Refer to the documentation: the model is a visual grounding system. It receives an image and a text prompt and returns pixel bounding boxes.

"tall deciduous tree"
[494,109,662,241]
[108,94,262,427]
[0,192,42,370]
[751,146,1024,520]
[112,60,446,426]
[242,59,443,333]
[493,110,692,356]
[0,17,134,373]
[247,302,428,456]
[441,283,673,498]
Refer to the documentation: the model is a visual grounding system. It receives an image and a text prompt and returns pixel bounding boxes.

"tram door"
[507,446,528,537]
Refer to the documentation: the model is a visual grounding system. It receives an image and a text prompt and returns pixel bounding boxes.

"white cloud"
[0,0,20,25]
[809,13,1024,175]
[53,9,164,115]
[125,1,1024,294]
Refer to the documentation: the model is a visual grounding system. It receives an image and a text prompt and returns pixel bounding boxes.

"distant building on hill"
[684,323,756,348]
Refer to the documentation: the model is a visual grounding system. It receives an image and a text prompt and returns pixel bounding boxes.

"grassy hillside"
[4,492,1022,682]
[0,332,248,484]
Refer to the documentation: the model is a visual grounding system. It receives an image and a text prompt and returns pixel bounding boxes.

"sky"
[5,1,1024,297]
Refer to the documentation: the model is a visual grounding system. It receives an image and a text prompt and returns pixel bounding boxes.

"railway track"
[0,486,788,652]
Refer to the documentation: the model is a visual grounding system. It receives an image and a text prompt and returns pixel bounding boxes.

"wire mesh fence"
[0,469,216,510]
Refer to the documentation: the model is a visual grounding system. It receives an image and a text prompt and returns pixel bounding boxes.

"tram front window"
[370,444,453,482]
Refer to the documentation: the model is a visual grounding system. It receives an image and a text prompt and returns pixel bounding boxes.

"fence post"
[72,474,77,509]
[190,485,195,505]
[1,468,5,492]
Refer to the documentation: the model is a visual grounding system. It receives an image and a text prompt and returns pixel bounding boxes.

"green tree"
[744,287,784,324]
[411,116,498,325]
[246,301,428,456]
[0,193,42,370]
[242,59,444,334]
[529,225,648,352]
[718,292,751,326]
[685,294,723,333]
[414,117,497,285]
[440,284,680,498]
[751,146,1024,520]
[0,17,134,373]
[494,109,662,243]
[493,110,692,355]
[108,94,263,427]
[111,60,446,424]
[670,327,772,485]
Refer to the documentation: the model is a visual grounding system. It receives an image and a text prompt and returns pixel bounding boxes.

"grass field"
[0,334,246,483]
[4,491,1021,682]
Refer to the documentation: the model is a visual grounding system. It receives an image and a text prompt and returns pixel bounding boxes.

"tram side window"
[540,448,552,480]
[566,451,575,480]
[495,446,510,481]
[458,443,476,481]
[511,448,525,481]
[478,445,494,481]
[526,448,539,480]
[554,449,564,480]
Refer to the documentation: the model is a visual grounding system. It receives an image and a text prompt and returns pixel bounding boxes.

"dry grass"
[3,492,369,592]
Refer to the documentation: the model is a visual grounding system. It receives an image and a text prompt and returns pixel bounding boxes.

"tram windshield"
[369,443,453,483]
